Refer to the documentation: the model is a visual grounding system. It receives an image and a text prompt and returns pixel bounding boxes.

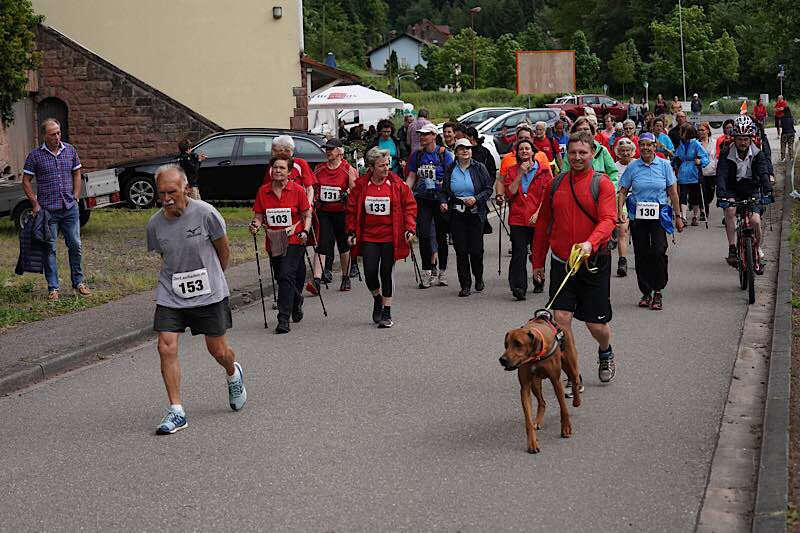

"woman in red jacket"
[346,147,417,328]
[502,139,553,300]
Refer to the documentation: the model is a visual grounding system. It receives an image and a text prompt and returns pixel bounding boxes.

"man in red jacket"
[532,130,618,392]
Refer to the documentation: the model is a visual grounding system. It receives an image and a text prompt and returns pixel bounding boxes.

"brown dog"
[499,314,582,453]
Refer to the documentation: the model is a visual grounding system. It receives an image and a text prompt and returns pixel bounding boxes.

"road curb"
[752,157,796,531]
[0,282,269,396]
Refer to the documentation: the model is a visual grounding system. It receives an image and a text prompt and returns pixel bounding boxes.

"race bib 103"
[265,207,292,227]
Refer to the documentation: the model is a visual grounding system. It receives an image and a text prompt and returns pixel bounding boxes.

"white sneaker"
[437,270,448,286]
[419,270,432,289]
[758,247,765,260]
[228,362,247,411]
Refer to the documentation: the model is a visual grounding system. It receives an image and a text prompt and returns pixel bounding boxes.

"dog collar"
[518,317,564,367]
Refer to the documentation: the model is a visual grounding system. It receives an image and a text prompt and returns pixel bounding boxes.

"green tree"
[303,0,365,64]
[608,41,635,96]
[714,30,739,95]
[571,30,600,89]
[0,0,42,126]
[488,33,521,89]
[516,21,554,51]
[436,28,496,90]
[415,44,446,90]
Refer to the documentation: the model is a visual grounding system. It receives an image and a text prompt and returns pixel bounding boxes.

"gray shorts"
[154,297,232,337]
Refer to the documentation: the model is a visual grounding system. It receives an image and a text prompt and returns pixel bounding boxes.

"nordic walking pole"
[696,163,708,229]
[308,225,329,290]
[409,242,422,284]
[252,234,268,328]
[267,252,278,309]
[304,246,328,317]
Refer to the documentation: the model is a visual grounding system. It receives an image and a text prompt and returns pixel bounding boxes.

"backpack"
[547,171,604,235]
[413,145,447,172]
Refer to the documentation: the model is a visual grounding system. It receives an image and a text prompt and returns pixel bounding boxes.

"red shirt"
[595,132,610,150]
[253,181,311,246]
[263,157,315,187]
[775,101,787,118]
[361,179,394,243]
[503,163,553,227]
[314,161,351,213]
[533,137,557,162]
[532,168,617,268]
[754,104,768,121]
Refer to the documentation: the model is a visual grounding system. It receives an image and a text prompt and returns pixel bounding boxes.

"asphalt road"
[0,198,764,531]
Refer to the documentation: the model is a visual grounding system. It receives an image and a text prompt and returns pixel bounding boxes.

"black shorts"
[548,254,612,324]
[154,297,232,337]
[316,210,350,256]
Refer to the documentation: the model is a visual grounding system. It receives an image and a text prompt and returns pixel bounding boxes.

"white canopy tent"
[307,85,409,137]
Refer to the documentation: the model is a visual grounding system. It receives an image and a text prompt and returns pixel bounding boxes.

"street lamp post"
[678,0,687,102]
[469,6,481,90]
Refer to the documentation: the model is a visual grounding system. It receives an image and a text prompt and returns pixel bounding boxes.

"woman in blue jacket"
[673,122,709,226]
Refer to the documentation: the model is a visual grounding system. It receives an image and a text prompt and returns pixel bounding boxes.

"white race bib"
[453,203,465,213]
[635,201,660,220]
[365,196,391,216]
[172,268,211,299]
[265,208,292,227]
[320,185,341,202]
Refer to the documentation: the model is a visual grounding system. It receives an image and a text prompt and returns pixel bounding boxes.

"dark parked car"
[114,129,327,208]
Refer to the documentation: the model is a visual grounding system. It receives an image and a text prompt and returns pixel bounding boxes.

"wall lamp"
[272,6,282,19]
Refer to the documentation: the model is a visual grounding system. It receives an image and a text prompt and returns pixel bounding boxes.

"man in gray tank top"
[146,164,247,435]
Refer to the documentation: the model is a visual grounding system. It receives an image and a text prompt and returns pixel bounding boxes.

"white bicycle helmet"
[732,115,756,137]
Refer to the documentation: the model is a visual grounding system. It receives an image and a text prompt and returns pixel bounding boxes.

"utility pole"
[469,6,482,90]
[678,0,687,101]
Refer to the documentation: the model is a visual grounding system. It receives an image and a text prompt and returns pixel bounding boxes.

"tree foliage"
[571,30,600,90]
[0,0,42,126]
[608,41,636,96]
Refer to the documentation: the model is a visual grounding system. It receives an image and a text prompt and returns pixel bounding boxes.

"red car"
[547,94,629,122]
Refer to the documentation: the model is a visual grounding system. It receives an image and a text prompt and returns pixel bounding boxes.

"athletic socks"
[598,345,613,360]
[169,404,185,415]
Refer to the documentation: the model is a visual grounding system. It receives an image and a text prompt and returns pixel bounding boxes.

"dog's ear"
[504,332,509,348]
[527,331,540,354]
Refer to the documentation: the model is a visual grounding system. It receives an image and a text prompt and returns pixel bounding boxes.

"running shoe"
[617,257,628,277]
[474,279,485,292]
[419,270,432,289]
[726,246,739,268]
[691,216,698,226]
[291,298,304,323]
[156,409,188,435]
[323,269,333,284]
[372,294,383,324]
[378,308,393,328]
[650,292,663,311]
[275,318,290,334]
[437,270,448,286]
[305,279,320,296]
[458,287,471,297]
[340,276,351,291]
[598,351,616,383]
[228,362,247,411]
[349,262,360,279]
[512,288,526,301]
[532,283,544,294]
[758,247,765,260]
[699,212,707,222]
[564,375,584,398]
[755,263,765,275]
[638,293,651,307]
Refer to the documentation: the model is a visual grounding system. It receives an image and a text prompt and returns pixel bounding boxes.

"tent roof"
[308,85,404,110]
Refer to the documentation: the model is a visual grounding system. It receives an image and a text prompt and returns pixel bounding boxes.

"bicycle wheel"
[738,238,747,290]
[745,242,755,304]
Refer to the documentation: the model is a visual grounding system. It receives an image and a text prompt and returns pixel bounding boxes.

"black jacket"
[15,210,50,275]
[471,143,497,177]
[716,145,773,199]
[440,159,495,222]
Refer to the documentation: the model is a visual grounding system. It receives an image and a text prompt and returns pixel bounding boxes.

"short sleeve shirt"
[314,162,350,213]
[146,199,229,308]
[253,181,311,245]
[23,143,82,210]
[407,146,454,197]
[619,157,676,219]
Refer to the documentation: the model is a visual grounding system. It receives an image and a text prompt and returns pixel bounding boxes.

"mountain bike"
[726,195,772,304]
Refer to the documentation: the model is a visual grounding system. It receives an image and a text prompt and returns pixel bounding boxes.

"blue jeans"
[44,204,84,291]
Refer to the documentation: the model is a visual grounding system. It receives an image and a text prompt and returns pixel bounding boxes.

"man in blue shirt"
[617,132,684,310]
[406,123,454,288]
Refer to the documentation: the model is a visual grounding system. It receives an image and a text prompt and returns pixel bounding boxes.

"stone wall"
[35,26,222,172]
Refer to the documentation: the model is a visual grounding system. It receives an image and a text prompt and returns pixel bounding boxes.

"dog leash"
[543,243,597,311]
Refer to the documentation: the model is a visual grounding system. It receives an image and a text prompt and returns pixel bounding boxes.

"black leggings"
[271,244,306,321]
[701,176,715,215]
[509,225,540,293]
[316,210,350,257]
[362,242,395,297]
[630,219,669,294]
[450,211,484,289]
[416,198,449,271]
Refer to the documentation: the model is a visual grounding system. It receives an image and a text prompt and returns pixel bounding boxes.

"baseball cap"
[453,138,472,150]
[418,123,438,135]
[639,132,656,143]
[324,138,343,150]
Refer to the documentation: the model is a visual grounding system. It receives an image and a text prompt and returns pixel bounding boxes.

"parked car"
[436,106,523,133]
[0,166,122,231]
[476,108,560,137]
[114,129,327,208]
[547,94,628,121]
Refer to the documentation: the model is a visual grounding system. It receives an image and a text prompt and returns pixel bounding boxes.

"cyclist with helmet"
[716,116,773,273]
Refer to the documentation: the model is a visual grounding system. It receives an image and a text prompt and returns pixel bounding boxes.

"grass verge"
[0,207,256,331]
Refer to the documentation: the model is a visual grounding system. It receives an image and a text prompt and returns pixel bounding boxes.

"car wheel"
[125,176,156,208]
[79,206,91,227]
[12,201,33,232]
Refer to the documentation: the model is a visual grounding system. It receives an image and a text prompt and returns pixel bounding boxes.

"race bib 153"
[172,268,212,298]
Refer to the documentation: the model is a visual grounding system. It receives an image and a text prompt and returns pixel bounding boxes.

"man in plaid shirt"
[22,118,92,300]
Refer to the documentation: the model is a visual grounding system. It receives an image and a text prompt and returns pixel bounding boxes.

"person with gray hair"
[266,134,315,205]
[406,108,432,152]
[22,117,91,300]
[346,147,417,328]
[146,163,246,435]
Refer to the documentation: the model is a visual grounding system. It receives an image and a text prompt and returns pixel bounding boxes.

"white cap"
[453,138,473,150]
[418,123,438,134]
[693,93,699,98]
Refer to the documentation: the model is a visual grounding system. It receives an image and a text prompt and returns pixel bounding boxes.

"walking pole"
[252,234,268,328]
[497,201,502,276]
[409,242,422,284]
[308,226,329,291]
[303,246,328,317]
[696,163,708,229]
[267,252,278,309]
